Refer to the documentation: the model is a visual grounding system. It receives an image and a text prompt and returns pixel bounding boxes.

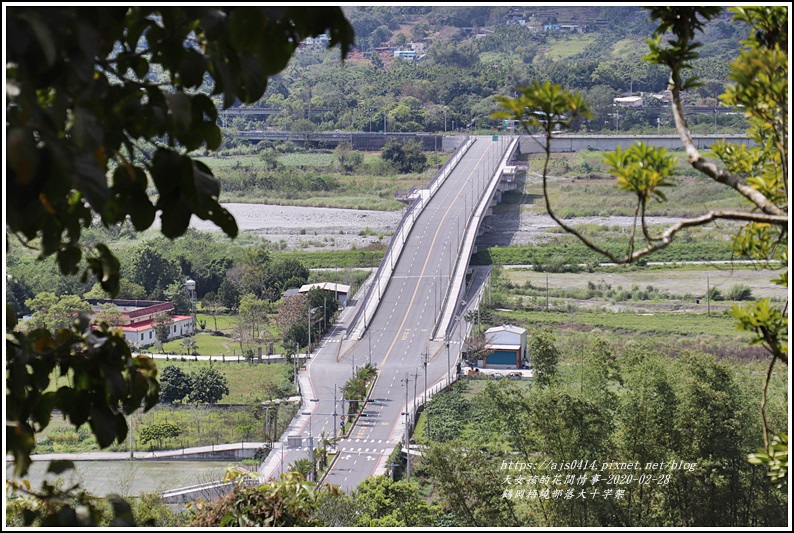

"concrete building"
[479,324,527,369]
[87,299,194,347]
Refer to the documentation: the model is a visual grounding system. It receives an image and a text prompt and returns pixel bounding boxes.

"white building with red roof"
[87,299,194,347]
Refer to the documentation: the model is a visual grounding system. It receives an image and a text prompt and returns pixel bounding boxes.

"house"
[506,12,526,25]
[559,24,585,33]
[298,282,351,306]
[393,49,417,61]
[613,95,645,107]
[479,324,527,369]
[86,299,194,347]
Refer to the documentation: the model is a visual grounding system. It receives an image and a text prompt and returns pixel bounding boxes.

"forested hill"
[221,6,747,135]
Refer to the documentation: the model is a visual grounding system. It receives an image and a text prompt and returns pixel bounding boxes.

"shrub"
[726,284,753,301]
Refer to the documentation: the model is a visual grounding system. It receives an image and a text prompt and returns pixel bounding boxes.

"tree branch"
[669,81,786,217]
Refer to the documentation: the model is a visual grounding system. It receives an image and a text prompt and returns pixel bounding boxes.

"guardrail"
[432,137,519,341]
[345,135,474,340]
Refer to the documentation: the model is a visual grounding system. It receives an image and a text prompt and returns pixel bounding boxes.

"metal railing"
[432,137,519,341]
[345,135,473,340]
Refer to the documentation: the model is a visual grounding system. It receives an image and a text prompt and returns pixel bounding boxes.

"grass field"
[502,265,787,301]
[522,153,746,218]
[535,34,598,61]
[196,150,446,211]
[493,308,748,338]
[38,360,298,454]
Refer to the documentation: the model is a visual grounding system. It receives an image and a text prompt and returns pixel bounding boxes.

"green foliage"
[6,308,160,477]
[604,143,676,204]
[334,142,364,173]
[127,242,182,299]
[139,422,182,447]
[415,342,787,527]
[726,283,754,301]
[189,471,324,527]
[23,292,92,331]
[496,5,788,486]
[748,432,788,490]
[6,477,135,527]
[730,300,788,361]
[493,80,591,135]
[6,6,353,294]
[528,330,559,387]
[349,476,439,527]
[380,139,428,173]
[421,385,469,443]
[186,366,230,404]
[159,365,191,404]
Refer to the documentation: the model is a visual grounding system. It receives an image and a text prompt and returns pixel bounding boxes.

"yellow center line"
[378,141,493,368]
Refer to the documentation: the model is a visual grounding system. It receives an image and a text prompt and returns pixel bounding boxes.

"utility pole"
[422,350,429,408]
[546,272,549,311]
[706,274,711,316]
[307,304,311,358]
[129,413,133,459]
[412,370,419,424]
[333,385,338,441]
[446,339,451,387]
[402,374,411,481]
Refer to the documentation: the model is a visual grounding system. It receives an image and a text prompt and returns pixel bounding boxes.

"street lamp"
[185,278,196,354]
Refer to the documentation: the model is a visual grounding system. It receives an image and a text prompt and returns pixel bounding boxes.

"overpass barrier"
[346,136,475,341]
[432,136,519,341]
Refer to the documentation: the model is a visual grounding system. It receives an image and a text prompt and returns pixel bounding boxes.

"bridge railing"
[432,136,519,341]
[346,135,473,340]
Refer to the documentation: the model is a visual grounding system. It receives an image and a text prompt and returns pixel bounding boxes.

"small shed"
[480,324,527,369]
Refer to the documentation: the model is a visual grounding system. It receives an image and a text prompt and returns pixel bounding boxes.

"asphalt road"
[259,136,513,492]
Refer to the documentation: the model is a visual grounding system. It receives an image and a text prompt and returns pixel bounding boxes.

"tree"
[92,302,123,327]
[381,139,427,173]
[164,280,192,315]
[237,293,271,355]
[189,471,326,527]
[201,292,224,332]
[275,293,310,348]
[350,476,439,527]
[494,6,787,479]
[83,279,147,300]
[187,366,229,405]
[528,330,559,387]
[127,242,182,300]
[139,422,182,449]
[334,142,364,173]
[462,332,492,367]
[159,365,191,404]
[153,313,172,349]
[24,292,93,331]
[6,6,353,526]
